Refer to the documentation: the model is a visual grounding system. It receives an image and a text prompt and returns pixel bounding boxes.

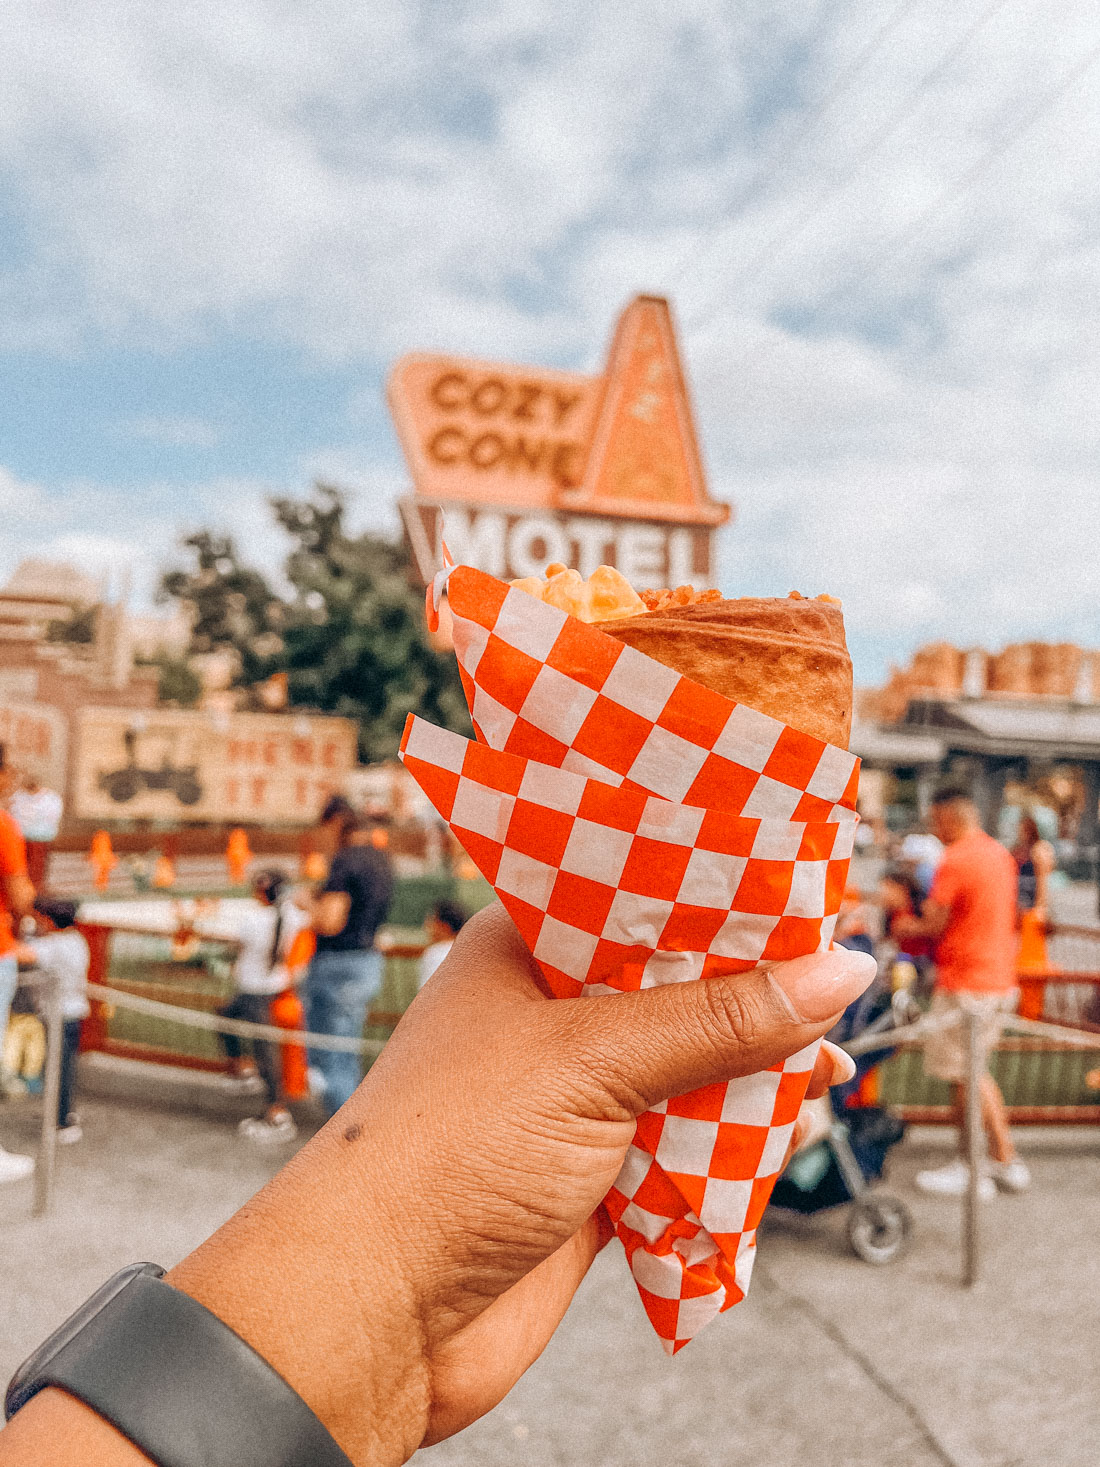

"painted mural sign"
[74,708,357,825]
[389,294,731,586]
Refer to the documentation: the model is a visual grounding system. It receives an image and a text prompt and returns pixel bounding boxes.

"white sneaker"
[56,1124,83,1145]
[0,1148,34,1183]
[217,1073,265,1095]
[238,1114,298,1145]
[990,1158,1030,1193]
[915,1158,995,1200]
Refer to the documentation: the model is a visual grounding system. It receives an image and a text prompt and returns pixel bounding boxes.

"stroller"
[769,966,914,1264]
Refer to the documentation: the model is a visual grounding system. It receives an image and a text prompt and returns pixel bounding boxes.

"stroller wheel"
[846,1194,912,1265]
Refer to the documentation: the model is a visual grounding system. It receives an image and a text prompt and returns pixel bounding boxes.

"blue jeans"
[0,957,17,1079]
[304,949,382,1117]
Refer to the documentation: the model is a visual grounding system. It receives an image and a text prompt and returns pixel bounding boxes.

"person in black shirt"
[302,811,394,1116]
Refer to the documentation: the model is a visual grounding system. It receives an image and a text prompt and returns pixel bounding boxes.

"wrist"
[166,1140,431,1466]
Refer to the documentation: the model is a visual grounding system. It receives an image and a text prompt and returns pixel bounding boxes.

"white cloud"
[2,0,1100,675]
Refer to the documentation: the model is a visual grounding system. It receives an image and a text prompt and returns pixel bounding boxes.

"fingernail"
[766,948,877,1023]
[822,1039,856,1086]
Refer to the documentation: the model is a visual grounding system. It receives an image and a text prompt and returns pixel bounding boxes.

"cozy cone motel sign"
[389,295,731,591]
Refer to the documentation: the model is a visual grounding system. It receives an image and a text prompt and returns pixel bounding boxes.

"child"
[878,867,933,962]
[418,899,467,988]
[220,869,306,1145]
[25,898,90,1144]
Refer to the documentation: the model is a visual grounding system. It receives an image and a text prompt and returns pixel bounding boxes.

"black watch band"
[5,1263,355,1467]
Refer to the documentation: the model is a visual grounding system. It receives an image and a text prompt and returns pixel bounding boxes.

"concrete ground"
[0,1062,1096,1467]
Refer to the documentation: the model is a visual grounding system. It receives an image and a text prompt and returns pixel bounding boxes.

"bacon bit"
[789,589,842,605]
[639,585,722,612]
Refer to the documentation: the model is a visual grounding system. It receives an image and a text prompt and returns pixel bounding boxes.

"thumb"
[562,948,877,1116]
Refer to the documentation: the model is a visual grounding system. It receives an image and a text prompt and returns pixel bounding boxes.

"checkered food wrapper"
[401,565,859,1351]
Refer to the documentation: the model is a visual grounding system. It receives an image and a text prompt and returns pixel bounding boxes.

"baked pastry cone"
[600,595,852,748]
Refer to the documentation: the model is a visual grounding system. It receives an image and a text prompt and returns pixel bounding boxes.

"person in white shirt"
[23,898,90,1144]
[9,775,63,892]
[219,869,307,1145]
[418,900,467,989]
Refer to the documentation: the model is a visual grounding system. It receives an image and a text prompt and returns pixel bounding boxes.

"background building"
[855,641,1100,866]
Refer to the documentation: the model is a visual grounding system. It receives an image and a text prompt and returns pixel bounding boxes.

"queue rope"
[88,986,1100,1061]
[90,984,386,1058]
[842,1007,1100,1057]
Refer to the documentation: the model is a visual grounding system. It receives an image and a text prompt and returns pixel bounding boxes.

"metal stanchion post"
[962,1006,982,1287]
[34,971,62,1218]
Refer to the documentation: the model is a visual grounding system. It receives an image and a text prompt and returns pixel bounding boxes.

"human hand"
[166,903,874,1465]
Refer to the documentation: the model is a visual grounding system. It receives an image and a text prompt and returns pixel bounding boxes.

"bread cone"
[600,596,852,747]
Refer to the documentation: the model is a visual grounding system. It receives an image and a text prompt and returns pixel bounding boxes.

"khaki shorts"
[922,989,1018,1084]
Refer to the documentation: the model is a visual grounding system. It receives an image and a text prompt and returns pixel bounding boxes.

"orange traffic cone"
[89,831,117,892]
[226,827,252,887]
[152,853,176,888]
[1017,908,1052,1020]
[1017,908,1051,975]
[270,987,308,1101]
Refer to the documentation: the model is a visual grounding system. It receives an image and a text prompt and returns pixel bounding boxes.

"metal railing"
[845,1002,1099,1284]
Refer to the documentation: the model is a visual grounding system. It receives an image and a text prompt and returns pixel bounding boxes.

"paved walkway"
[0,1082,1095,1467]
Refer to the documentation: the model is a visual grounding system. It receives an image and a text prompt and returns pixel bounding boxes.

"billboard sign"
[389,295,731,587]
[73,708,357,825]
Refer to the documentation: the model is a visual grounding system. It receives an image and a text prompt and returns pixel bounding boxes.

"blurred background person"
[0,750,36,1181]
[8,772,63,894]
[21,898,90,1144]
[1013,811,1055,922]
[1013,811,1056,977]
[898,828,944,901]
[418,899,468,988]
[878,866,935,984]
[892,789,1027,1199]
[219,868,307,1145]
[302,809,394,1117]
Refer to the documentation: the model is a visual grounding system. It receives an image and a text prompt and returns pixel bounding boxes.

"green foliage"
[159,484,470,760]
[46,605,97,643]
[160,531,285,686]
[153,654,203,708]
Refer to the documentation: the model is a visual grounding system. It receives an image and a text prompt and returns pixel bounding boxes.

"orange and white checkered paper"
[400,565,859,1351]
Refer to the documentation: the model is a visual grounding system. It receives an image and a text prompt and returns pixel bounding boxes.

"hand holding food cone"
[403,560,859,1350]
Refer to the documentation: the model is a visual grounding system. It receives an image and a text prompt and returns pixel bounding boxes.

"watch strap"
[8,1266,355,1467]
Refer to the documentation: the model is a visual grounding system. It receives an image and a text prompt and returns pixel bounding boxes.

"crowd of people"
[0,731,1058,1206]
[0,761,472,1166]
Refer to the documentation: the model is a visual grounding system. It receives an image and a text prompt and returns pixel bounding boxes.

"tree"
[160,485,470,761]
[151,653,203,708]
[160,531,285,687]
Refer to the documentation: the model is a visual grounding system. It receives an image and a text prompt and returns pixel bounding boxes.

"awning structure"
[897,697,1100,762]
[850,718,945,765]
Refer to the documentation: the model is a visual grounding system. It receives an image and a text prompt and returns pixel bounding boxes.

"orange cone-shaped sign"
[226,827,252,886]
[88,831,117,892]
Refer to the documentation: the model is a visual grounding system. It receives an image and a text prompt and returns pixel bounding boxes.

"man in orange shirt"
[0,755,37,1182]
[893,788,1028,1198]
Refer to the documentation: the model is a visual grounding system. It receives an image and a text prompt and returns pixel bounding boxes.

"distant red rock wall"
[865,640,1099,724]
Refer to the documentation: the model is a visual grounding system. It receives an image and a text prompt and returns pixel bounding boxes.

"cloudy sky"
[2,0,1099,683]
